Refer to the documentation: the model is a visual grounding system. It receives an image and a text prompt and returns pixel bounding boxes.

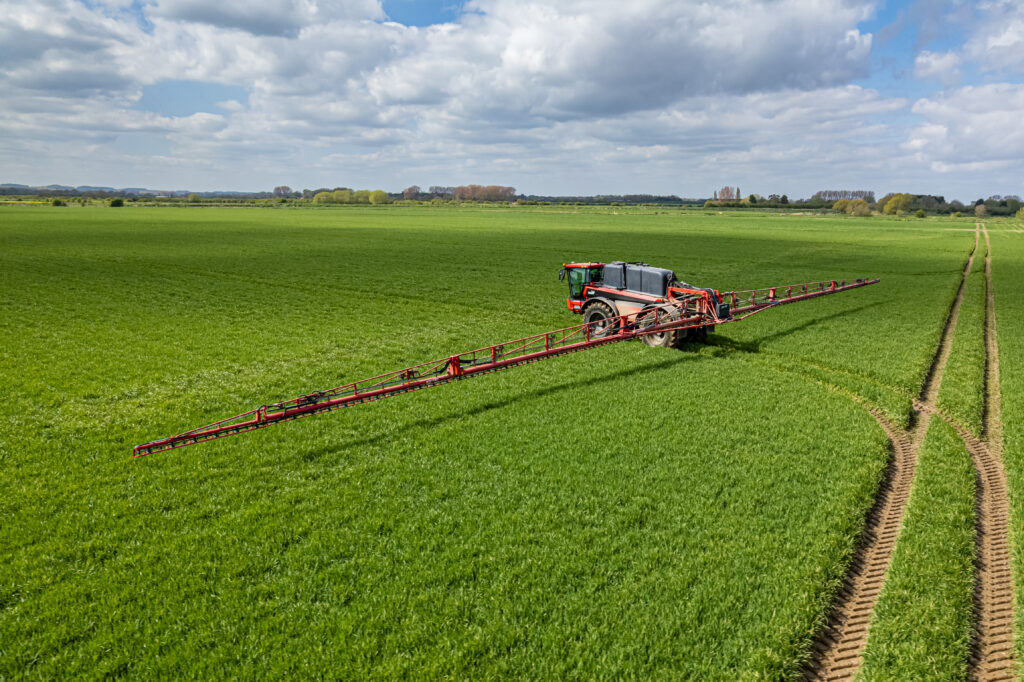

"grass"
[858,419,976,680]
[706,216,975,427]
[938,232,987,435]
[0,205,980,677]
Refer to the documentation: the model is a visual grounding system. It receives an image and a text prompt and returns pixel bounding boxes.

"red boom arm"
[133,277,878,457]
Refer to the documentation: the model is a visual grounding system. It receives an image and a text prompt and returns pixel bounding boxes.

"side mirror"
[558,267,566,281]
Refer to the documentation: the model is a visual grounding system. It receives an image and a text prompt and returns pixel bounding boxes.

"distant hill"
[0,183,271,198]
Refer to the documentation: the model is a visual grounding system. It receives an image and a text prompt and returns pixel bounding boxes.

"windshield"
[568,268,586,298]
[567,266,602,298]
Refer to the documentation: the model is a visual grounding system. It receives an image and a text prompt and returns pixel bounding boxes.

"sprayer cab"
[559,262,605,312]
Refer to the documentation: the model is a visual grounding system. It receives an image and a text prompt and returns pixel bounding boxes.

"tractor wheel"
[670,327,692,349]
[583,301,619,338]
[639,306,680,348]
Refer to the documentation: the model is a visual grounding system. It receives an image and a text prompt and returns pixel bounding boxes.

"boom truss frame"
[134,277,878,457]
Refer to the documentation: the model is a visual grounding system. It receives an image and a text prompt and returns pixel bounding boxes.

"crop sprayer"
[134,261,879,457]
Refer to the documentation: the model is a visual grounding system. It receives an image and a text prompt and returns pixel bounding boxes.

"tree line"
[12,182,1024,218]
[705,188,1023,217]
[310,188,390,205]
[400,185,516,201]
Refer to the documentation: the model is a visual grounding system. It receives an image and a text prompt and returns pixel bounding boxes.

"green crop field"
[0,205,1012,678]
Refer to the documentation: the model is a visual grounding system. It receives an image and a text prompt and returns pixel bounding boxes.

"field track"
[967,224,1014,680]
[913,225,1015,679]
[805,227,979,680]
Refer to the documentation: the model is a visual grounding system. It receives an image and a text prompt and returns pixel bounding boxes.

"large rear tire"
[638,306,681,348]
[583,300,619,338]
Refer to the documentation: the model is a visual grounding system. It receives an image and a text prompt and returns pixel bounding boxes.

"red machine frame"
[134,276,878,457]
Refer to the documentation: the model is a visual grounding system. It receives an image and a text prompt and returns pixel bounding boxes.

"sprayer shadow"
[302,300,883,461]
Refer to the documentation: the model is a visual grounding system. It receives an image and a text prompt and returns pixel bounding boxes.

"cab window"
[568,268,586,298]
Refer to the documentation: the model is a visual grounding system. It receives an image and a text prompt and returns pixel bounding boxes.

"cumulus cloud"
[145,0,385,37]
[0,0,879,137]
[914,50,961,87]
[962,0,1024,75]
[4,0,1017,198]
[905,83,1024,174]
[367,0,873,119]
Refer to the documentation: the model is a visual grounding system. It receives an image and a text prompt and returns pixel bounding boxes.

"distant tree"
[975,203,987,218]
[368,190,390,205]
[109,198,124,207]
[814,190,874,202]
[1017,207,1024,220]
[747,194,757,204]
[953,211,963,218]
[883,193,912,215]
[779,195,789,205]
[187,193,200,203]
[849,199,871,216]
[273,185,292,197]
[452,185,516,201]
[714,186,735,201]
[915,209,926,218]
[832,198,870,216]
[51,198,65,206]
[402,185,421,200]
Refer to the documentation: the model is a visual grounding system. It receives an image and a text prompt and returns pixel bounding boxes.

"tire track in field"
[913,392,1014,680]
[970,223,1015,680]
[804,225,979,681]
[922,224,1017,680]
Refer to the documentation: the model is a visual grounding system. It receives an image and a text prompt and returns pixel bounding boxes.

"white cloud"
[963,0,1024,75]
[906,83,1024,176]
[914,50,961,87]
[145,0,385,37]
[4,0,1017,199]
[366,0,873,120]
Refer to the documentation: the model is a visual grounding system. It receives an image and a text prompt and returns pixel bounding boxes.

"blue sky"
[1,0,1022,200]
[382,0,462,26]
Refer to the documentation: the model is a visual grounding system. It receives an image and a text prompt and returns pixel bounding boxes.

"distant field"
[0,205,1001,678]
